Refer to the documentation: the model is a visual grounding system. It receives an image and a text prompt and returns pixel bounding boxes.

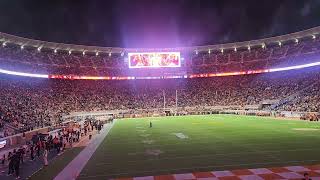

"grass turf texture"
[29,147,84,180]
[78,114,320,179]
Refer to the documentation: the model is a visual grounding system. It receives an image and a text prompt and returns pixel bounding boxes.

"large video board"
[128,52,180,68]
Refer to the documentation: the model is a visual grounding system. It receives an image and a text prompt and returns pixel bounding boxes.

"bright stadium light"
[262,43,266,49]
[248,46,251,51]
[68,50,72,55]
[312,35,316,39]
[21,45,24,50]
[234,47,237,52]
[220,49,224,53]
[2,42,6,47]
[109,52,112,57]
[82,51,86,56]
[278,41,282,46]
[295,39,299,43]
[208,49,211,54]
[95,51,99,56]
[54,49,57,53]
[37,47,42,52]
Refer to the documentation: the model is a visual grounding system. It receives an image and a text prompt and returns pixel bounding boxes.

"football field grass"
[78,114,320,179]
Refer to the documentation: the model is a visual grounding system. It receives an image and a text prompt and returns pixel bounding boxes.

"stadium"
[0,1,320,180]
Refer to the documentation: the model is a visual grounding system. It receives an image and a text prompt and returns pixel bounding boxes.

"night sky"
[0,0,320,48]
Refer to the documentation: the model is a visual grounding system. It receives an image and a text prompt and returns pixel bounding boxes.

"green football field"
[78,114,320,179]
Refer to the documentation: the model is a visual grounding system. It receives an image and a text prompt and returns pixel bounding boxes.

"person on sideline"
[43,148,48,166]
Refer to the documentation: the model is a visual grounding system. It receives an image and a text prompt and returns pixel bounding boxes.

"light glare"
[0,68,48,78]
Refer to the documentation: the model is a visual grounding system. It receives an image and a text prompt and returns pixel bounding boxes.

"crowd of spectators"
[0,66,319,137]
[278,81,320,112]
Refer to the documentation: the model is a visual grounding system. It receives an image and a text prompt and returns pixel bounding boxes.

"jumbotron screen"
[128,52,180,68]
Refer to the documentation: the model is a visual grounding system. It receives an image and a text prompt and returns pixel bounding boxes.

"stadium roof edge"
[0,26,320,53]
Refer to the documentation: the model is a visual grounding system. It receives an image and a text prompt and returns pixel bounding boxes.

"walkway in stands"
[114,165,320,180]
[54,121,115,180]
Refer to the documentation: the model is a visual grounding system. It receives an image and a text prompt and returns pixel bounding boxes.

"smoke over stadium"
[0,1,320,180]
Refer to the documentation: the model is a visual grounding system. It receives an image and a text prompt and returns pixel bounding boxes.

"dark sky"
[0,0,320,48]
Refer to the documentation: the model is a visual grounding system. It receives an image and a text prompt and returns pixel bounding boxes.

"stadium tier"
[0,67,319,138]
[0,27,320,78]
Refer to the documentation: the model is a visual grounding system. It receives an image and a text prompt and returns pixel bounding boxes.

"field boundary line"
[53,121,115,180]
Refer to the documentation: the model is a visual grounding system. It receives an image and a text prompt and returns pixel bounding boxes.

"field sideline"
[78,114,320,179]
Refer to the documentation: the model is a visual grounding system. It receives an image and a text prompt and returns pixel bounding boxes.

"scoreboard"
[128,52,180,68]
